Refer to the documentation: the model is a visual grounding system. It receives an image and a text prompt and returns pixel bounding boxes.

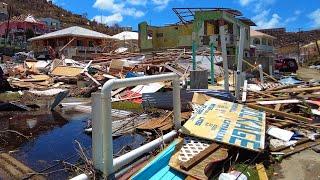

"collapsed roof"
[29,26,114,41]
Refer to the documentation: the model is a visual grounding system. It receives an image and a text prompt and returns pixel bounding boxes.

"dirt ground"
[297,67,320,81]
[274,148,320,180]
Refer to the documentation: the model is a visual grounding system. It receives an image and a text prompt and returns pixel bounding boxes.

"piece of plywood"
[51,66,83,77]
[21,75,50,82]
[181,94,266,151]
[169,138,228,180]
[256,163,268,180]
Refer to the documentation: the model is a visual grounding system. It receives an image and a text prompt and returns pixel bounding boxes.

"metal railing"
[92,73,181,178]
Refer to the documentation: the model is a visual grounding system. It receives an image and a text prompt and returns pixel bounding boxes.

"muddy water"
[0,109,145,179]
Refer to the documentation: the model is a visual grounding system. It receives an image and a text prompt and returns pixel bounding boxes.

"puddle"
[0,104,145,179]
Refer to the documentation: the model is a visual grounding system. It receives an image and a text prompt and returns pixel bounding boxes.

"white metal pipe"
[92,93,104,171]
[101,73,179,93]
[102,89,113,176]
[113,130,178,171]
[69,174,88,180]
[95,73,181,177]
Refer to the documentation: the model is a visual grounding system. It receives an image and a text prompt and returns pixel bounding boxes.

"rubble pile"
[1,48,320,180]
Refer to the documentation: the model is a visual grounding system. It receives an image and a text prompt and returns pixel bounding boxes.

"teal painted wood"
[131,140,186,180]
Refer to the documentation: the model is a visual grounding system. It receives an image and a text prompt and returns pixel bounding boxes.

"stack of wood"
[243,83,320,157]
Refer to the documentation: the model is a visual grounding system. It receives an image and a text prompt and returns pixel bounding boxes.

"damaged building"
[139,8,255,61]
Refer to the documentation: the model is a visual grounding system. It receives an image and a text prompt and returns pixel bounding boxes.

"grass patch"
[0,92,21,102]
[111,101,143,113]
[234,163,259,180]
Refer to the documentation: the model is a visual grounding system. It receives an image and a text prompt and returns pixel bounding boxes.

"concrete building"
[29,26,115,59]
[300,40,320,62]
[250,29,276,57]
[39,18,61,32]
[138,8,255,59]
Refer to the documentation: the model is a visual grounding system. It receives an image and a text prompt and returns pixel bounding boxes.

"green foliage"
[0,92,21,102]
[111,101,143,113]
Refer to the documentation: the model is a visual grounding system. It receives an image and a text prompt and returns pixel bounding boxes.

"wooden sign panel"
[181,97,266,151]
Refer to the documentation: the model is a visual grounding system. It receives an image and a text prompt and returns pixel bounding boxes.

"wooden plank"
[247,104,312,122]
[274,104,281,111]
[256,163,268,180]
[164,64,184,77]
[180,143,220,170]
[266,84,298,91]
[248,89,276,98]
[243,59,277,81]
[84,72,101,86]
[268,86,320,93]
[246,96,290,103]
[281,138,320,157]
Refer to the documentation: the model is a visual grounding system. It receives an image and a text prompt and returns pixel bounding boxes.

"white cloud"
[283,10,301,24]
[92,0,145,23]
[294,10,301,16]
[122,7,145,17]
[308,9,320,28]
[127,0,147,6]
[239,0,255,6]
[252,10,281,29]
[93,0,124,12]
[92,13,123,26]
[239,0,275,13]
[284,17,297,24]
[152,0,171,10]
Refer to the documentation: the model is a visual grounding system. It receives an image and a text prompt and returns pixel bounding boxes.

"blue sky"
[53,0,320,32]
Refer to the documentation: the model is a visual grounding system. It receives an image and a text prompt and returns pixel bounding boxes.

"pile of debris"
[118,73,320,180]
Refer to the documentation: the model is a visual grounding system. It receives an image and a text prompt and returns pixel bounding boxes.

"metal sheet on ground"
[181,97,266,151]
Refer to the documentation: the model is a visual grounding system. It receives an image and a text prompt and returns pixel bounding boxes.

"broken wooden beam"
[247,104,312,122]
[256,163,268,180]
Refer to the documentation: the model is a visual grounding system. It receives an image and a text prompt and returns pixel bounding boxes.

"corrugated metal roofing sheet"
[142,89,235,111]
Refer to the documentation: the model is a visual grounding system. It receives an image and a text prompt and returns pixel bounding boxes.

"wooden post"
[210,43,215,85]
[192,40,196,70]
[219,20,229,92]
[236,27,245,99]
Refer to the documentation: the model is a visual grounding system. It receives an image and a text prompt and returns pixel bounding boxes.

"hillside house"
[250,29,276,57]
[300,40,320,62]
[39,18,61,32]
[29,26,115,59]
[0,2,8,22]
[0,14,47,47]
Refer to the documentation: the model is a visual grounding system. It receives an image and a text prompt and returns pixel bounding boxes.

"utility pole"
[297,28,302,64]
[5,5,11,47]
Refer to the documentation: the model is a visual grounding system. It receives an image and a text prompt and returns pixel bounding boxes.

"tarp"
[279,77,303,85]
[181,94,266,151]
